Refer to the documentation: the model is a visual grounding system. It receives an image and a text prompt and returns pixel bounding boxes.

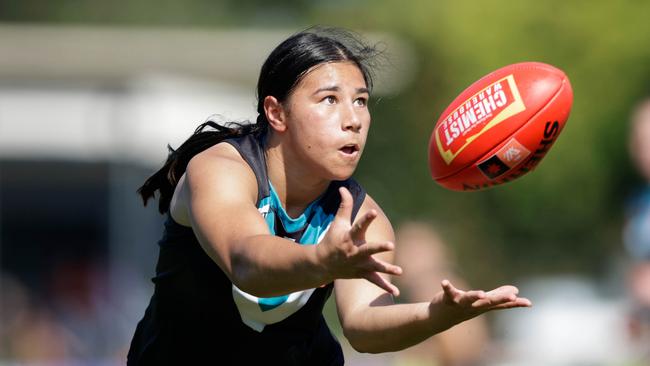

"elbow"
[343,328,368,353]
[348,342,378,355]
[231,269,266,297]
[228,241,260,295]
[229,255,259,295]
[199,238,264,295]
[345,333,384,354]
[348,337,403,354]
[343,322,406,354]
[342,324,385,354]
[230,255,276,297]
[341,318,365,353]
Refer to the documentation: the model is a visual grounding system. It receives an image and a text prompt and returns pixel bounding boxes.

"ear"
[263,96,288,133]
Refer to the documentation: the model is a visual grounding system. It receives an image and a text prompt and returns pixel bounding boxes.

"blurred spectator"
[623,97,650,361]
[0,260,130,364]
[0,272,73,362]
[392,222,490,366]
[47,259,127,362]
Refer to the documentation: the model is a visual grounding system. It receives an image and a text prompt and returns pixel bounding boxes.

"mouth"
[339,143,360,156]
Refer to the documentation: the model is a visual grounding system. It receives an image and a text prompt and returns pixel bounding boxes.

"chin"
[311,154,360,181]
[326,166,357,181]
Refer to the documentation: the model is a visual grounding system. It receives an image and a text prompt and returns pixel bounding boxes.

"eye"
[354,97,368,107]
[323,95,337,105]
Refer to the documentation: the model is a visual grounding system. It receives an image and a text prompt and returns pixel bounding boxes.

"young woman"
[127,27,531,365]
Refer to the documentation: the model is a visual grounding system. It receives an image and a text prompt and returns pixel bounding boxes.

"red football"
[428,62,573,191]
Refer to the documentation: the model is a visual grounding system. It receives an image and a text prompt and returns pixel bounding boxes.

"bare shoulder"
[170,142,258,225]
[185,141,257,199]
[357,193,395,242]
[187,141,249,175]
[358,193,383,214]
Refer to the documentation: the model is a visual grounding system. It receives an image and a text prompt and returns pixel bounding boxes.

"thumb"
[335,187,353,224]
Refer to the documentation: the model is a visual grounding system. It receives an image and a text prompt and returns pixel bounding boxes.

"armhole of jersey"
[346,179,367,222]
[222,135,270,203]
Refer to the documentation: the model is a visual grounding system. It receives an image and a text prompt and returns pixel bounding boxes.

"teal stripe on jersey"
[299,205,335,245]
[268,181,324,233]
[254,183,332,312]
[258,195,272,210]
[258,295,290,311]
[258,196,275,234]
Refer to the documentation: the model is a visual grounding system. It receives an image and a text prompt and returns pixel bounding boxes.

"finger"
[441,279,461,304]
[335,187,353,224]
[350,209,378,243]
[459,290,487,306]
[487,285,519,297]
[356,241,395,257]
[441,280,484,305]
[365,271,400,296]
[472,289,527,308]
[441,279,461,298]
[489,297,532,310]
[370,258,403,276]
[485,286,520,303]
[472,296,508,308]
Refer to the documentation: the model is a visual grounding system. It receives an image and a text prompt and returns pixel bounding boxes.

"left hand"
[436,279,532,321]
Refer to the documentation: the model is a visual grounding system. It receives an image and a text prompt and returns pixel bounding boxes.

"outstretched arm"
[335,195,531,353]
[183,143,401,297]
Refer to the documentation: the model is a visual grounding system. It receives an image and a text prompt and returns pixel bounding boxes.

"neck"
[264,135,330,218]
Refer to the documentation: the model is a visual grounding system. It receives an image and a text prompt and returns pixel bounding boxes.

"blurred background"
[1,0,650,365]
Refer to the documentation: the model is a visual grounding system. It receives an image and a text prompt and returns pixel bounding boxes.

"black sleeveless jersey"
[127,133,366,365]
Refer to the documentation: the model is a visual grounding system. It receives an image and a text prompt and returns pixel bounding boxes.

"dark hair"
[137,26,380,214]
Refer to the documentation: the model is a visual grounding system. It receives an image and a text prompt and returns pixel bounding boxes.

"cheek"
[359,115,371,145]
[296,110,340,147]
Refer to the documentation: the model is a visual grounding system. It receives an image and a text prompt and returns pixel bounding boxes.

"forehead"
[295,61,367,91]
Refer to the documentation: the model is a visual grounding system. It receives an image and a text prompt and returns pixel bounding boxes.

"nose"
[342,103,362,132]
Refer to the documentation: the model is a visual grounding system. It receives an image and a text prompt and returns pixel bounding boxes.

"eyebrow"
[313,86,369,95]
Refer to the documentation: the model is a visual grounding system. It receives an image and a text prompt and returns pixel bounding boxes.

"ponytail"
[137,117,266,214]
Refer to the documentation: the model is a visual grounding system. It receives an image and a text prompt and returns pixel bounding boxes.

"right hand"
[316,187,402,295]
